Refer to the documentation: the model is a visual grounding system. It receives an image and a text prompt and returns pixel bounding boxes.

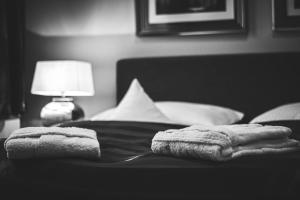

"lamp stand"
[40,97,84,126]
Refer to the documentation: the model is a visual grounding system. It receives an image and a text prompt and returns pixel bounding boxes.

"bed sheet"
[1,120,300,200]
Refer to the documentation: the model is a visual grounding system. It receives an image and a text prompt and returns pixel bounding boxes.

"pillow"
[90,108,115,121]
[155,101,244,126]
[250,102,300,124]
[91,103,244,126]
[95,79,174,124]
[91,79,244,125]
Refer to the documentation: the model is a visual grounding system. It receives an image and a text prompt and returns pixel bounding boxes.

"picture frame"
[135,0,247,36]
[272,0,300,31]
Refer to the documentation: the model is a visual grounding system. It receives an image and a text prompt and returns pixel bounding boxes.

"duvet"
[0,120,300,200]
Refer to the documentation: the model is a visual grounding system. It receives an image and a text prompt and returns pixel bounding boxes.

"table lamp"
[31,60,94,126]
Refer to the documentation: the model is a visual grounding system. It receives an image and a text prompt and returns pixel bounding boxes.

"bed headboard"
[117,52,300,121]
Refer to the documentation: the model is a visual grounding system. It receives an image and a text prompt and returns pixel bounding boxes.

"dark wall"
[22,0,300,124]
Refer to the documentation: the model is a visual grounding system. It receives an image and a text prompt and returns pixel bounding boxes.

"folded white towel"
[4,127,101,159]
[151,124,299,161]
[217,124,292,145]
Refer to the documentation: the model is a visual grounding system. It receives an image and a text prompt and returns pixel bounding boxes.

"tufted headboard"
[117,52,300,122]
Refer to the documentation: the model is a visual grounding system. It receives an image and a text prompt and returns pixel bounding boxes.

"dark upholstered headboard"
[117,52,300,121]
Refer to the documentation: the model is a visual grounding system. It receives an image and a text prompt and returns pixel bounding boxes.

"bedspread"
[0,120,300,200]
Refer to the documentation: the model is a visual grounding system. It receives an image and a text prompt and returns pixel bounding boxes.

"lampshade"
[31,60,95,96]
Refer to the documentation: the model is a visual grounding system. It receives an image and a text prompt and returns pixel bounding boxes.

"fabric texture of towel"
[4,127,101,159]
[151,124,299,161]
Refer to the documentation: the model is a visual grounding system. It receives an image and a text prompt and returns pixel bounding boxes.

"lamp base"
[40,97,84,126]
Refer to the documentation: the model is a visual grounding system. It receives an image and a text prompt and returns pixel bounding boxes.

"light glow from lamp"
[31,60,94,97]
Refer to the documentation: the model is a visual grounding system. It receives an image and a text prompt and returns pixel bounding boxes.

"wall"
[22,0,300,124]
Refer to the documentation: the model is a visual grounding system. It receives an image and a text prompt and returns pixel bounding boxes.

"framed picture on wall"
[135,0,247,36]
[272,0,300,31]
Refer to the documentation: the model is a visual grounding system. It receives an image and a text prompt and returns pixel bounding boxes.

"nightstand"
[21,117,84,127]
[21,118,44,127]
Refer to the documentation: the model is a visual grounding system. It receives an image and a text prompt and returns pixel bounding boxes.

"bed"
[1,52,300,200]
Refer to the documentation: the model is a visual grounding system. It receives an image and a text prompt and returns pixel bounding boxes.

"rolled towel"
[4,127,101,159]
[151,124,299,161]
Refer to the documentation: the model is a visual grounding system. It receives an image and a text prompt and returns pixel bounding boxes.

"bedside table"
[21,117,85,128]
[21,118,44,127]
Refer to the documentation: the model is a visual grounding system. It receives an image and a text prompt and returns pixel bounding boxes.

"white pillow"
[95,79,174,124]
[156,101,244,126]
[91,102,243,125]
[250,102,300,123]
[91,79,244,125]
[90,108,115,121]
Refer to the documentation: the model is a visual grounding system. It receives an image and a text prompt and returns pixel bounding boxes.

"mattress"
[1,120,300,200]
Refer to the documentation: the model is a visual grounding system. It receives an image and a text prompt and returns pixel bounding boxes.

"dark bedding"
[1,120,300,200]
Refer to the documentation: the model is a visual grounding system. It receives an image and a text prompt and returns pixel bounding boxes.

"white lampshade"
[31,60,95,96]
